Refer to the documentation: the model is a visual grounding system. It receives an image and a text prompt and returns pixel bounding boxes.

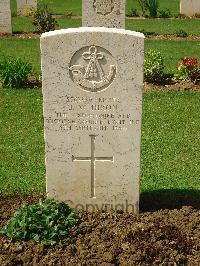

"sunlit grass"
[0,89,200,194]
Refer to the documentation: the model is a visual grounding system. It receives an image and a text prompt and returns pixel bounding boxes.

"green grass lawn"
[0,38,199,74]
[0,38,40,74]
[127,19,200,36]
[0,89,200,195]
[0,89,45,194]
[12,16,36,33]
[141,92,200,192]
[126,0,180,16]
[145,40,200,72]
[11,16,200,36]
[11,17,82,33]
[1,0,200,201]
[11,0,82,16]
[11,0,180,16]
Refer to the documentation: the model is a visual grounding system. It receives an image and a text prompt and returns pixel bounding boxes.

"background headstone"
[0,0,12,34]
[82,0,125,28]
[41,27,144,213]
[180,0,200,17]
[17,0,37,16]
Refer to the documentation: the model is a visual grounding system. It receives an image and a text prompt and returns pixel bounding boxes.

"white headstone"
[180,0,200,17]
[41,27,144,213]
[82,0,125,28]
[0,0,12,34]
[17,0,37,16]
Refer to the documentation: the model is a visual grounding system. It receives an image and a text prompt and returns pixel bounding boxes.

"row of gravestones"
[0,0,37,34]
[1,0,200,34]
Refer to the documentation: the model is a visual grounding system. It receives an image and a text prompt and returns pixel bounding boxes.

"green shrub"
[144,0,159,18]
[174,57,200,84]
[0,199,80,245]
[126,8,139,17]
[176,29,188,37]
[0,57,33,88]
[144,49,165,83]
[33,3,58,33]
[159,9,172,18]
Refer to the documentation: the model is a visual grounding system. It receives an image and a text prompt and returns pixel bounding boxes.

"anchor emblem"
[69,45,117,92]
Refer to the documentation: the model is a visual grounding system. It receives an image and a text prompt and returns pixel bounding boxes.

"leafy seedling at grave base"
[0,57,33,88]
[158,9,172,18]
[33,2,58,33]
[139,28,156,36]
[144,0,159,18]
[0,199,80,245]
[144,49,166,83]
[175,29,188,38]
[126,8,139,17]
[136,0,147,17]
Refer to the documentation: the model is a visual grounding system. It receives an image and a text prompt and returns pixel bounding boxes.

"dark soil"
[144,81,200,92]
[0,195,200,265]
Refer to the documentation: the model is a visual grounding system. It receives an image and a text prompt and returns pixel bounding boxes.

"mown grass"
[0,38,199,74]
[0,89,200,194]
[0,89,45,194]
[126,19,200,36]
[141,92,200,192]
[12,17,36,33]
[12,16,200,37]
[11,0,82,16]
[11,0,180,16]
[145,40,200,72]
[126,0,180,16]
[11,17,81,33]
[0,38,40,74]
[2,0,200,199]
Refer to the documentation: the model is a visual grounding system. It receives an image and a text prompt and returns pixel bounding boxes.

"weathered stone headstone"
[17,0,37,16]
[0,0,12,34]
[180,0,200,17]
[82,0,125,28]
[41,27,144,213]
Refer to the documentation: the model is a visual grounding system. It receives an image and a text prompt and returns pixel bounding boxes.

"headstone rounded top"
[41,27,145,39]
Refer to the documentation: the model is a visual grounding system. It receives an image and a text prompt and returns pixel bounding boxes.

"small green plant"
[136,0,146,16]
[144,49,165,83]
[126,8,139,17]
[0,57,33,88]
[174,57,200,84]
[144,0,159,18]
[0,199,80,245]
[33,3,58,33]
[176,29,188,37]
[139,28,156,36]
[158,9,172,18]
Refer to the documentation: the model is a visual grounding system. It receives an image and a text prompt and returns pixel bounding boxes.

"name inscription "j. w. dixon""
[44,95,139,132]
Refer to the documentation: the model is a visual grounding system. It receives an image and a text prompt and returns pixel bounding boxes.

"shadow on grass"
[140,189,200,212]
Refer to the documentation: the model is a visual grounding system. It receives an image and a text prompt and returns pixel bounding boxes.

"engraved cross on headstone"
[72,134,114,198]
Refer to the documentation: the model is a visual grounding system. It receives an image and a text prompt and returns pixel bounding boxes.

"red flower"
[181,57,198,68]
